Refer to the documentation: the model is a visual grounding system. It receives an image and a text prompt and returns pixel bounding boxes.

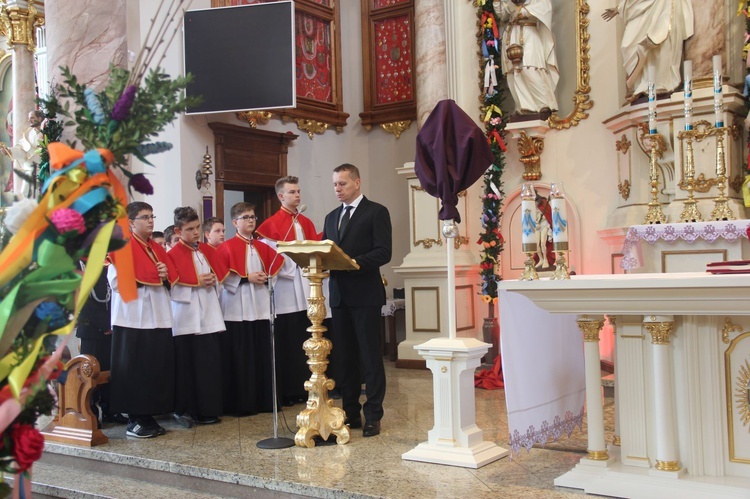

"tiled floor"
[40,361,614,498]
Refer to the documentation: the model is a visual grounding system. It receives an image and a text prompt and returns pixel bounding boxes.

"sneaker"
[173,413,194,428]
[194,416,220,425]
[126,422,158,438]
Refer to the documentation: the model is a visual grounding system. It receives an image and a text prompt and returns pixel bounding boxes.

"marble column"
[415,0,448,127]
[44,0,127,92]
[644,315,682,473]
[0,1,43,194]
[577,314,608,461]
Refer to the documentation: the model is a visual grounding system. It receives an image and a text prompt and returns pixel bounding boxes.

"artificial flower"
[130,173,154,195]
[3,198,38,234]
[50,208,86,235]
[10,424,44,471]
[83,88,106,125]
[34,302,69,330]
[111,85,137,122]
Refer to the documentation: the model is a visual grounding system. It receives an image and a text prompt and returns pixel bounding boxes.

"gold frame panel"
[724,331,750,464]
[547,0,593,130]
[411,286,441,333]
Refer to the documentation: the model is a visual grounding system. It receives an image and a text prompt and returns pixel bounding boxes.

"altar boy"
[168,207,229,426]
[217,202,283,414]
[108,201,178,438]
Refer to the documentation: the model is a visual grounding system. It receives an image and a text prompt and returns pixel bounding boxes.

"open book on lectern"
[275,240,359,272]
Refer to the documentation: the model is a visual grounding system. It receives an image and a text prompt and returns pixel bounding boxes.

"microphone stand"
[257,208,302,449]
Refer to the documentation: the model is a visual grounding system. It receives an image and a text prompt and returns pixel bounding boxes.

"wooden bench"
[41,354,109,447]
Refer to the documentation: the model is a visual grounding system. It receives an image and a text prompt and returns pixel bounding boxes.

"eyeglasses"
[134,215,156,221]
[234,215,257,222]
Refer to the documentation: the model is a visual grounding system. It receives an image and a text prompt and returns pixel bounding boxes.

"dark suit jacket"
[76,266,111,339]
[323,196,392,308]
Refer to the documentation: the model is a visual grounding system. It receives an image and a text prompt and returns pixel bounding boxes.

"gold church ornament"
[710,126,735,221]
[517,131,544,181]
[293,118,329,139]
[236,111,272,128]
[643,132,667,224]
[676,128,704,223]
[722,318,743,344]
[0,3,44,52]
[380,120,411,139]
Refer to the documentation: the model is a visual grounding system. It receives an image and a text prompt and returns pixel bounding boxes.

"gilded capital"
[0,4,44,52]
[578,319,604,342]
[645,322,674,345]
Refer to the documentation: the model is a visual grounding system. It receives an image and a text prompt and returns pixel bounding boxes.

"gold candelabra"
[551,243,570,280]
[676,130,703,223]
[519,243,539,281]
[643,133,667,224]
[709,127,735,221]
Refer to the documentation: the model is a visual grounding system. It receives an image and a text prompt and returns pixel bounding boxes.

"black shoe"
[195,416,221,425]
[102,413,128,424]
[144,417,166,435]
[173,413,194,428]
[126,421,158,438]
[345,417,362,429]
[363,421,381,437]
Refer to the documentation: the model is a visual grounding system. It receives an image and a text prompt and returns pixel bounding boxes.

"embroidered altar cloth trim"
[620,220,750,270]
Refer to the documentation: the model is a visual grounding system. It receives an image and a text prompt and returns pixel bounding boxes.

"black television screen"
[183,1,295,114]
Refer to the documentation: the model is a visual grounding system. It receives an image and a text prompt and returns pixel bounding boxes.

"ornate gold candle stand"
[676,129,703,223]
[643,133,667,224]
[519,243,539,281]
[277,241,357,448]
[551,242,570,280]
[709,126,735,221]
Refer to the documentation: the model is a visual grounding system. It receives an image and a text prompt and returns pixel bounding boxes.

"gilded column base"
[655,459,681,471]
[587,449,609,461]
[613,435,621,446]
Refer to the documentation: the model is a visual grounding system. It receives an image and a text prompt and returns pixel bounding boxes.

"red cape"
[168,240,230,286]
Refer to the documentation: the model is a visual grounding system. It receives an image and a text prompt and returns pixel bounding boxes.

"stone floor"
[37,361,615,498]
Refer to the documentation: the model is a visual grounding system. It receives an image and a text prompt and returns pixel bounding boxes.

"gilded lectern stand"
[276,240,358,448]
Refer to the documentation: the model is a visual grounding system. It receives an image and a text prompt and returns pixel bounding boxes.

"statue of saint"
[603,0,694,98]
[498,0,559,118]
[2,110,43,199]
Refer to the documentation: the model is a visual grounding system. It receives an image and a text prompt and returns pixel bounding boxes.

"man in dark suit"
[323,163,392,437]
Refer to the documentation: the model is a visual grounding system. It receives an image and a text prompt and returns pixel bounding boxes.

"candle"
[549,183,568,248]
[713,54,723,128]
[648,64,657,134]
[520,183,537,251]
[683,60,692,131]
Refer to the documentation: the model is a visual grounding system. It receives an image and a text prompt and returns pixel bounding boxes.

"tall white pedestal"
[402,337,508,468]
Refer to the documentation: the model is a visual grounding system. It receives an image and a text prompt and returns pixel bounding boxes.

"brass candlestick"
[551,242,570,280]
[676,130,703,223]
[709,127,735,221]
[643,134,667,224]
[295,254,349,448]
[519,243,539,281]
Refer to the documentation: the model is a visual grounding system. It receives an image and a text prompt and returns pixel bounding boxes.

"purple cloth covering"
[414,99,494,222]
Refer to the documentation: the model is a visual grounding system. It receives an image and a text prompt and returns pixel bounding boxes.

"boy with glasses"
[217,203,283,414]
[108,202,178,438]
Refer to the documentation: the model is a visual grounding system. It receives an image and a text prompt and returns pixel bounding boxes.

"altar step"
[22,446,308,498]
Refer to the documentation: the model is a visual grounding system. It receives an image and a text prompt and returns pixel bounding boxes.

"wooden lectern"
[276,240,358,448]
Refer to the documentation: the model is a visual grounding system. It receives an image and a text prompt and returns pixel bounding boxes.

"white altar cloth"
[620,220,750,270]
[499,291,585,456]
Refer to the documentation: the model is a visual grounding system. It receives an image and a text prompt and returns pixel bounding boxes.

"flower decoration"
[50,208,86,235]
[0,0,197,481]
[476,1,508,303]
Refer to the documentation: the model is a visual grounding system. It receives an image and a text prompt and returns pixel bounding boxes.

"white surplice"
[108,263,173,329]
[170,249,225,336]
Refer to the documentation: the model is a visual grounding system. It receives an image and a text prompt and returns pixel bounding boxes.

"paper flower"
[83,88,106,125]
[3,198,38,234]
[111,85,137,122]
[10,423,44,471]
[34,302,69,330]
[50,208,86,235]
[130,173,154,195]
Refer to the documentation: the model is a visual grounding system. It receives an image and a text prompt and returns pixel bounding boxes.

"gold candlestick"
[551,242,570,280]
[643,134,667,224]
[710,127,735,221]
[676,130,703,223]
[519,243,539,281]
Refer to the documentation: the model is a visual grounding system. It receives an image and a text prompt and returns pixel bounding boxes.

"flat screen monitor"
[183,1,295,115]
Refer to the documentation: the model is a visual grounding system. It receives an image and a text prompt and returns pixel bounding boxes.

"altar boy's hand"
[199,272,216,287]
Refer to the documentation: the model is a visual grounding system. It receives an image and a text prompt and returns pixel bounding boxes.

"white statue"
[498,0,559,116]
[603,0,695,98]
[2,111,43,199]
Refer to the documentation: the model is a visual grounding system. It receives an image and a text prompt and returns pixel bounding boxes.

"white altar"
[498,272,750,498]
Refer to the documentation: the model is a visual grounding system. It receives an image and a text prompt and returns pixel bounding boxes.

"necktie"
[339,205,352,237]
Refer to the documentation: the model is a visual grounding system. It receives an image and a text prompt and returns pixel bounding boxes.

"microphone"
[296,204,307,216]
